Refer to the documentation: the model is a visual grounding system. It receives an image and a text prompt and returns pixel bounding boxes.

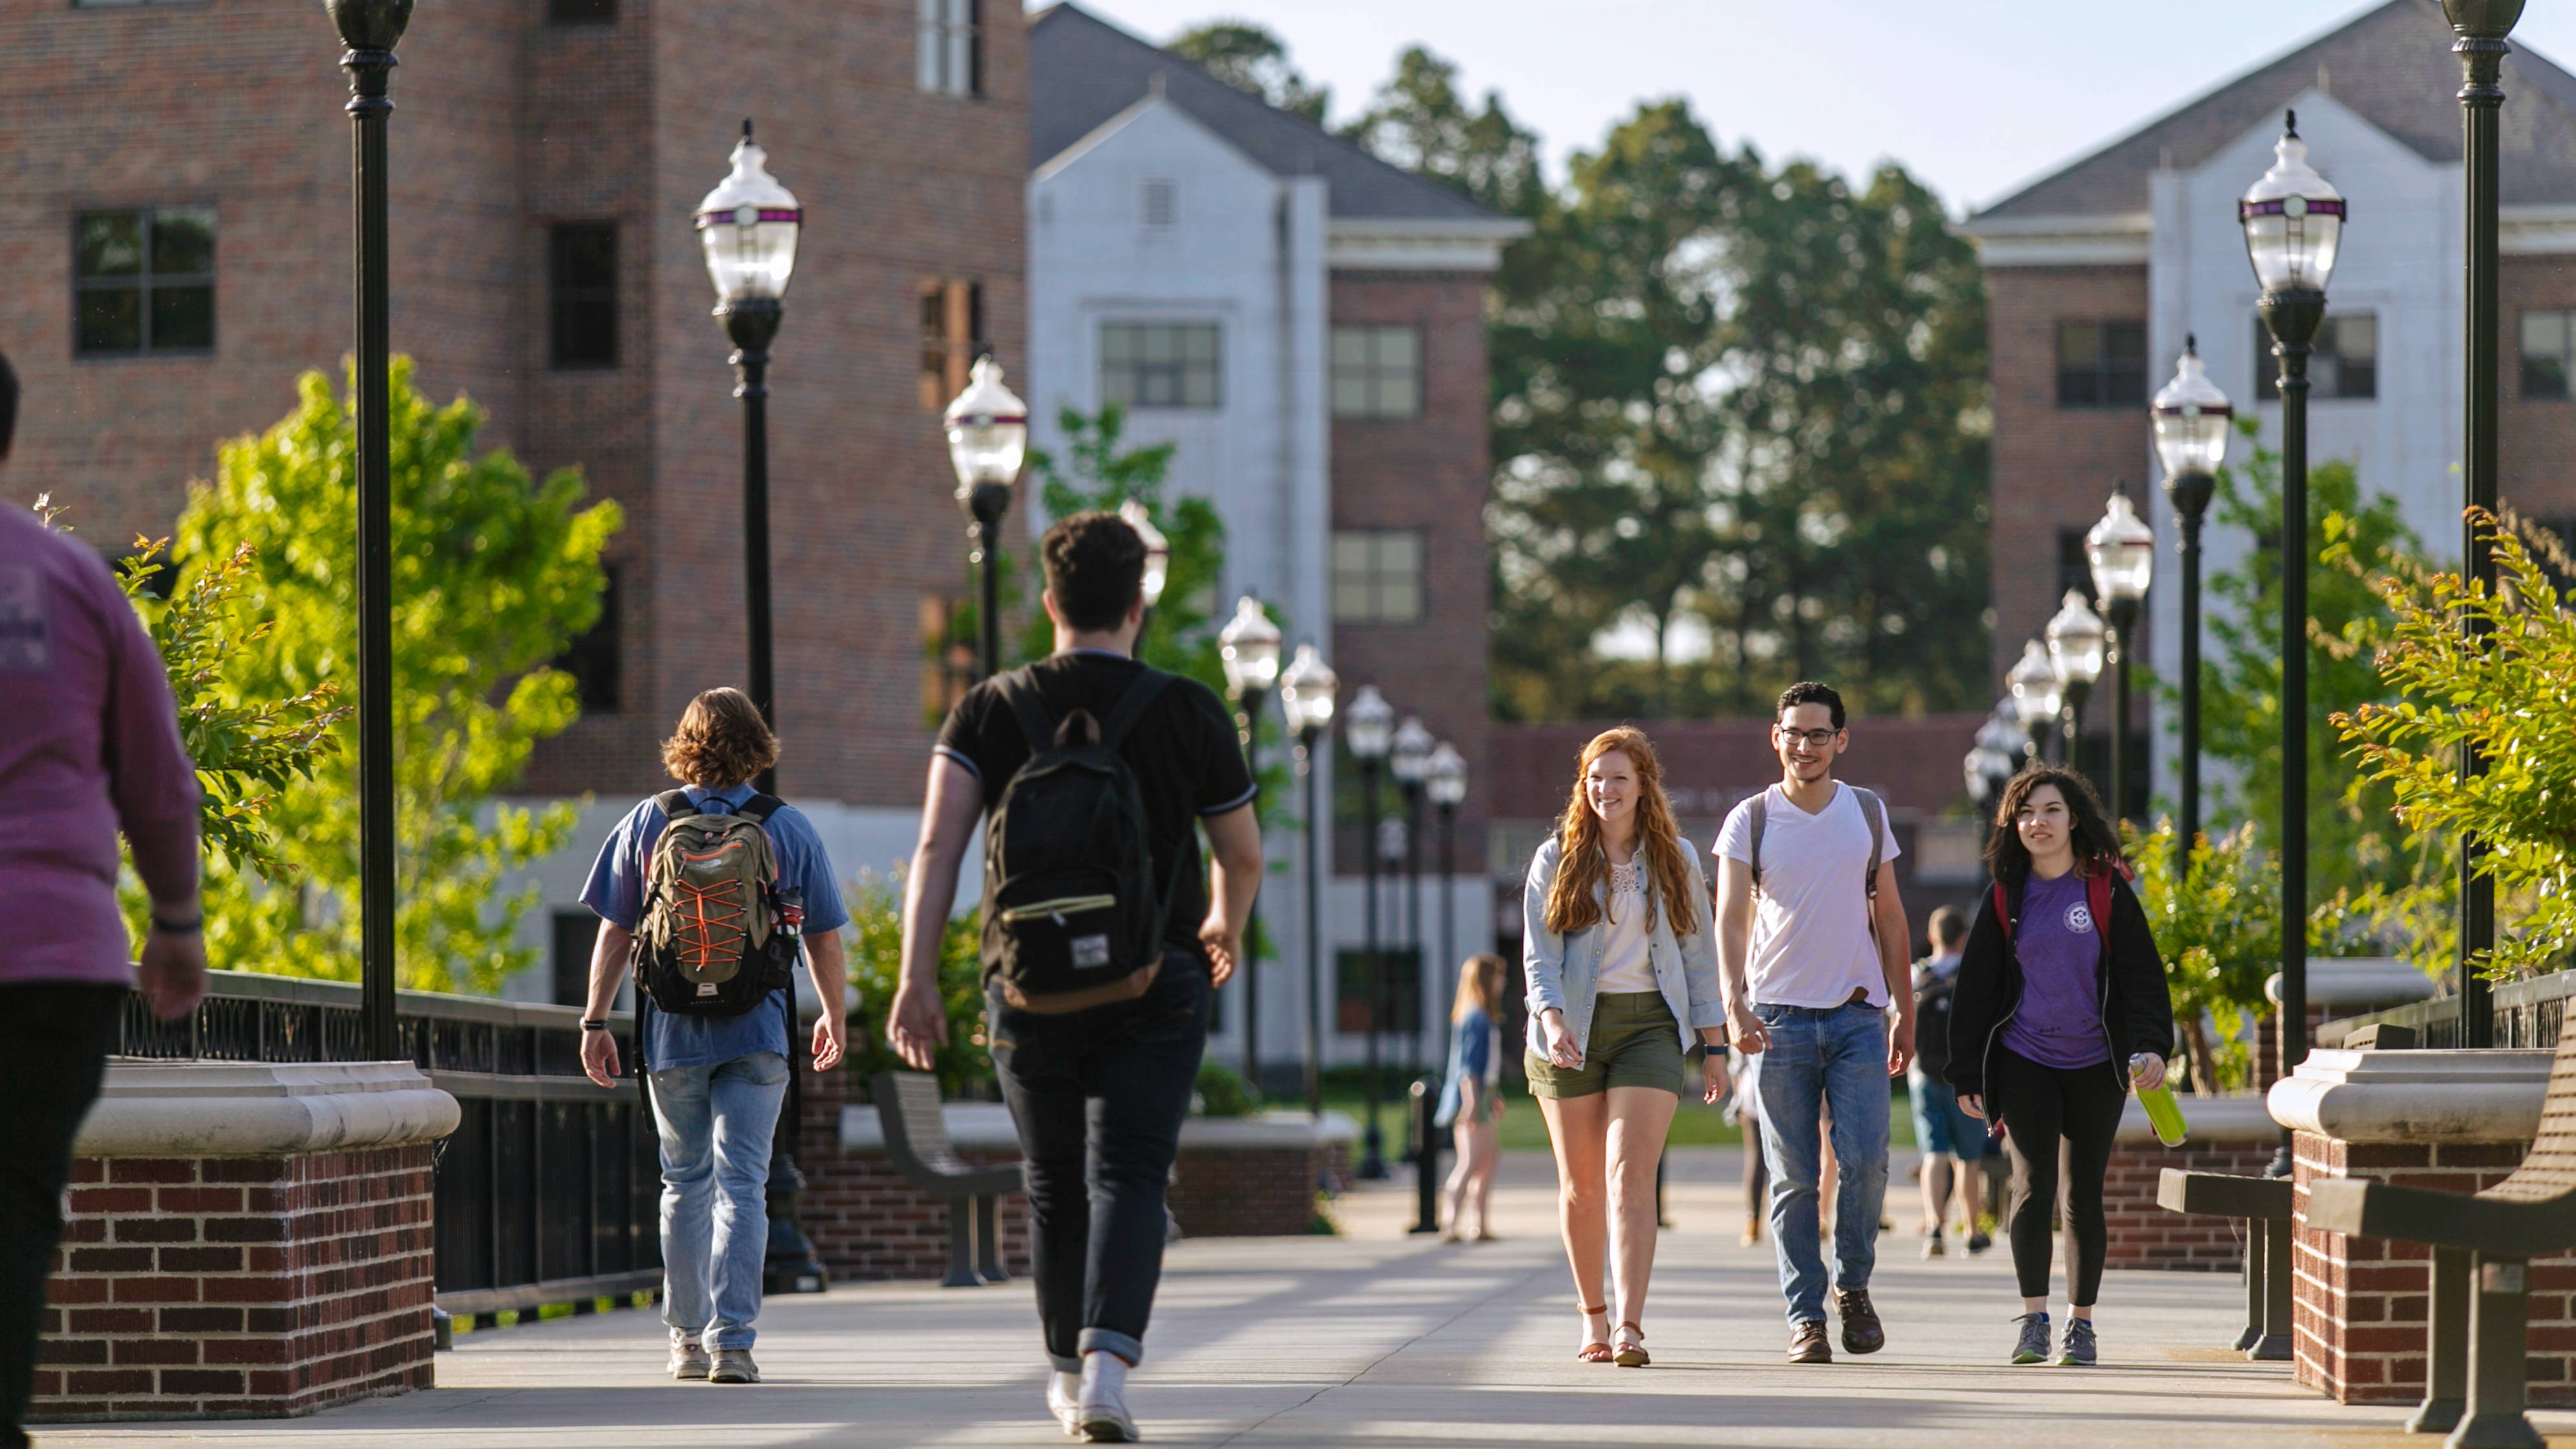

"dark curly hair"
[1042,510,1146,633]
[1777,680,1845,730]
[661,687,779,789]
[1981,766,2122,887]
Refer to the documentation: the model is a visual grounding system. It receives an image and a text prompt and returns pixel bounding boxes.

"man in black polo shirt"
[888,510,1260,1444]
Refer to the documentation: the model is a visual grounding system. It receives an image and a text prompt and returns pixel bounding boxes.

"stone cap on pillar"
[75,1060,461,1158]
[2266,1047,2550,1143]
[2263,956,2437,1009]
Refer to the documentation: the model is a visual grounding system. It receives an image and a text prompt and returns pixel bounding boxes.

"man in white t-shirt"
[1715,681,1915,1365]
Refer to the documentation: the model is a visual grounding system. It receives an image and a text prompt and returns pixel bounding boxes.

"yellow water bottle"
[2130,1054,2188,1147]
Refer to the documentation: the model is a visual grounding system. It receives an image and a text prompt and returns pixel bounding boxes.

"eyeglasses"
[1775,727,1840,749]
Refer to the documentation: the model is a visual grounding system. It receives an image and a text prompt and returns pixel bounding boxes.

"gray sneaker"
[709,1348,760,1384]
[2058,1317,2097,1367]
[667,1335,710,1380]
[2010,1312,2051,1365]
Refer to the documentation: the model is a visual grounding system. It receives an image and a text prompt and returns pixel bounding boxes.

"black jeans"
[988,952,1209,1371]
[1992,1045,2127,1306]
[0,983,126,1449]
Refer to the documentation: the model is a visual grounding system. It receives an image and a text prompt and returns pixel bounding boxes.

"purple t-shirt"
[2000,871,2111,1070]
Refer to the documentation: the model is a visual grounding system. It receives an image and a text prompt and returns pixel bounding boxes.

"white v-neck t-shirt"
[1714,782,1902,1009]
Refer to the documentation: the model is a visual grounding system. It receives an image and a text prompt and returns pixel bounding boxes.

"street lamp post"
[1424,742,1467,1067]
[2007,641,2063,766]
[944,359,1030,682]
[1279,645,1339,1120]
[1390,717,1435,1098]
[2086,492,2156,824]
[328,0,411,1064]
[2044,593,2106,773]
[2242,109,2344,1174]
[1118,499,1171,615]
[1219,596,1283,1088]
[696,122,803,788]
[694,122,821,1295]
[2153,337,2233,871]
[1345,685,1395,1179]
[2446,0,2524,1052]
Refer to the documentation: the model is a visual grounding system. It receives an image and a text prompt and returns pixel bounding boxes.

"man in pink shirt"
[0,345,207,1449]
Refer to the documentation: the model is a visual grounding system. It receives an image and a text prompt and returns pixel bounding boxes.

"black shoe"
[1966,1230,1994,1255]
[1836,1288,1885,1355]
[1788,1320,1833,1363]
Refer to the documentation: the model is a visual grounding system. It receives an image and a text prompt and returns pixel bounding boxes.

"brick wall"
[2499,253,2576,522]
[34,1143,437,1422]
[1168,1143,1330,1238]
[2290,1130,2576,1406]
[2103,1134,2277,1273]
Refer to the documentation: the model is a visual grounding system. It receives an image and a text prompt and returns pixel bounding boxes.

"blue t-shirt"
[2000,872,2111,1071]
[580,782,850,1071]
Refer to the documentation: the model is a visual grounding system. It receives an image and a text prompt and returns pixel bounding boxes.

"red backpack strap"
[2088,864,2115,959]
[1991,880,2011,944]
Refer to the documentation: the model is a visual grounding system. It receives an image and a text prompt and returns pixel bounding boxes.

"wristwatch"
[580,1020,609,1033]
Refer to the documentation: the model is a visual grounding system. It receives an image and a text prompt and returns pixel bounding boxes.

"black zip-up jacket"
[1943,863,2176,1120]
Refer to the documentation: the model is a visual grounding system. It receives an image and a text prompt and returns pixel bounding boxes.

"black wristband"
[580,1020,610,1032]
[149,913,202,935]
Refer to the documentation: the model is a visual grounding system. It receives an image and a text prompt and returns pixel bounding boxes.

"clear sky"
[1040,0,2576,214]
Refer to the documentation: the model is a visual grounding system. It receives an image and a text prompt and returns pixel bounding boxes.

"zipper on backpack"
[999,893,1117,925]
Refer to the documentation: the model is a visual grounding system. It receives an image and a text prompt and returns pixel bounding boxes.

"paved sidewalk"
[41,1149,2576,1447]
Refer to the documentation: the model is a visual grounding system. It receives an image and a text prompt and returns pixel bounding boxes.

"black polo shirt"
[934,650,1256,952]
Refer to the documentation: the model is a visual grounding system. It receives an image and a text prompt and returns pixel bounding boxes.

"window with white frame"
[1330,325,1421,418]
[917,0,979,96]
[1100,323,1220,409]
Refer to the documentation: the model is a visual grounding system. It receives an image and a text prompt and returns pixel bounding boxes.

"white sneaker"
[709,1347,760,1384]
[1047,1371,1081,1436]
[1078,1354,1138,1443]
[668,1334,710,1380]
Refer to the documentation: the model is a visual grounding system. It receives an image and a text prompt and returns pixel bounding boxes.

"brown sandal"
[1613,1321,1650,1367]
[1576,1303,1612,1362]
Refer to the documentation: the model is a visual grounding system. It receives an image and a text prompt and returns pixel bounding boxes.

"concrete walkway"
[43,1149,2576,1447]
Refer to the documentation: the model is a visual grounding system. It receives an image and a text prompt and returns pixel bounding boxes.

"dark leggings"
[1993,1045,2126,1306]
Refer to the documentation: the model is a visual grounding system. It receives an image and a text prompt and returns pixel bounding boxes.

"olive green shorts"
[1525,991,1685,1099]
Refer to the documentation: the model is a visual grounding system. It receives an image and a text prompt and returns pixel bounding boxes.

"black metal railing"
[116,970,660,1318]
[2320,971,2572,1052]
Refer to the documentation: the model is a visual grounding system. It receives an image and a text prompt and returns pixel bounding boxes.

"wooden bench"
[2304,1029,2576,1449]
[872,1071,1023,1289]
[2157,1169,2295,1360]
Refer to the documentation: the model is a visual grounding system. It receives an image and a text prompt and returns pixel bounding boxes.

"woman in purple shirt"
[1944,768,2174,1369]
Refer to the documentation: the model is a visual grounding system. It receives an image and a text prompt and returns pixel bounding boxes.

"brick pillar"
[31,1062,458,1424]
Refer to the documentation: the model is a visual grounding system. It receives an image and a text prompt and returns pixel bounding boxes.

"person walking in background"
[576,687,850,1387]
[886,511,1260,1444]
[1909,906,1990,1258]
[1436,953,1509,1242]
[1715,681,1914,1365]
[1948,767,2174,1367]
[1523,727,1729,1369]
[0,345,209,1449]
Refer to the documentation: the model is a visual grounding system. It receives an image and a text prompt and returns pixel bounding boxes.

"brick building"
[1960,0,2576,812]
[1027,5,1523,1078]
[0,0,1028,994]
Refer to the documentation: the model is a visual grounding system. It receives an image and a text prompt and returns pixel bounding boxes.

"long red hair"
[1543,727,1699,939]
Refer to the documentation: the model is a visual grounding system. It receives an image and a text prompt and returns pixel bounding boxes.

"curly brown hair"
[661,687,779,789]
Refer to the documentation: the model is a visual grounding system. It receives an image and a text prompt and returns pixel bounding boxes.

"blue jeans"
[650,1051,788,1351]
[1750,1001,1891,1325]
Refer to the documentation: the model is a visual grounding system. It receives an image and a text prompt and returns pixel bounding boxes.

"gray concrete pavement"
[43,1148,2576,1447]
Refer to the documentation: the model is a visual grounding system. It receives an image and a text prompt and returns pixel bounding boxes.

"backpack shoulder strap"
[735,793,786,824]
[1992,880,2013,945]
[2087,865,2115,953]
[997,669,1057,755]
[1746,792,1768,893]
[1095,669,1174,753]
[1850,786,1886,900]
[654,789,696,821]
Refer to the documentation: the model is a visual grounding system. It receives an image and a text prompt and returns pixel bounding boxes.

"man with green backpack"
[576,687,849,1387]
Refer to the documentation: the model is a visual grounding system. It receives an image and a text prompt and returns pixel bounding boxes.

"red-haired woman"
[1524,727,1729,1367]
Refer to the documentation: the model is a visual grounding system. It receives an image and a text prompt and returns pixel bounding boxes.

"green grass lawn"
[1308,1071,1919,1156]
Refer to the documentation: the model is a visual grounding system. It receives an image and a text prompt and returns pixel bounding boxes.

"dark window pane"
[2524,356,2569,401]
[77,288,142,353]
[553,565,621,712]
[547,223,616,369]
[150,207,214,277]
[2338,358,2377,400]
[76,213,142,278]
[2103,320,2147,404]
[2058,527,2092,602]
[551,910,598,1007]
[150,285,214,350]
[547,0,616,23]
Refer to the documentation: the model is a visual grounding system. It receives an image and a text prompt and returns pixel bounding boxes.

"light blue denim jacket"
[1522,834,1727,1057]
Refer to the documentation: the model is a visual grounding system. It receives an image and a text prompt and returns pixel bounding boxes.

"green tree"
[2125,817,2279,1092]
[1023,403,1229,694]
[1167,21,1330,123]
[2338,510,2576,979]
[172,361,621,992]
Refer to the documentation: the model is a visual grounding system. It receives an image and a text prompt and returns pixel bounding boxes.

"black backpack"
[980,668,1182,1013]
[1913,961,1957,1079]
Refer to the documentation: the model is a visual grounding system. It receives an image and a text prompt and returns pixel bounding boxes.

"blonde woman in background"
[1523,727,1729,1367]
[1436,953,1510,1242]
